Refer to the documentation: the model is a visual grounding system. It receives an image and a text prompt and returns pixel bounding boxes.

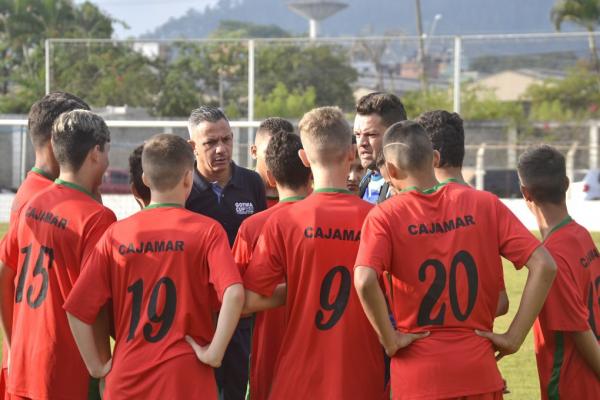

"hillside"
[145,0,560,39]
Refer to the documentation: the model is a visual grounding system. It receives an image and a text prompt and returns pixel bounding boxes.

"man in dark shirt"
[186,106,266,400]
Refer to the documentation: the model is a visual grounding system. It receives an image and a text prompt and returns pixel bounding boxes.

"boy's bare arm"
[187,283,244,367]
[354,266,429,357]
[495,290,509,317]
[66,312,112,378]
[0,262,15,347]
[477,246,557,359]
[242,284,286,314]
[571,329,600,379]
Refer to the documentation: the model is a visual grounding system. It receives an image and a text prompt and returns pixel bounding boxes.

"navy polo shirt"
[186,162,267,247]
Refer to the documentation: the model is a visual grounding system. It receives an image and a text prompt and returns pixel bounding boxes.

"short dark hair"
[142,134,195,191]
[518,145,567,205]
[257,117,294,141]
[128,144,151,204]
[28,92,90,148]
[188,106,228,134]
[356,92,407,127]
[265,131,311,190]
[52,110,110,172]
[383,121,433,171]
[417,110,465,168]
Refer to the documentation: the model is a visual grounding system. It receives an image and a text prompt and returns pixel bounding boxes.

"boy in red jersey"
[0,110,115,400]
[417,110,509,318]
[243,107,388,400]
[251,117,295,208]
[0,92,90,399]
[518,145,600,399]
[64,133,244,399]
[233,130,311,400]
[354,121,557,400]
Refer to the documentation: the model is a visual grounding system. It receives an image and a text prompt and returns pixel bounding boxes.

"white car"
[574,169,600,200]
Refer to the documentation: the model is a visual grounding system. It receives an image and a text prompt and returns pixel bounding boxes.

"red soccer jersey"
[355,182,541,400]
[0,168,54,268]
[0,168,53,399]
[244,189,385,400]
[534,218,600,399]
[2,180,115,400]
[232,197,301,400]
[64,204,242,400]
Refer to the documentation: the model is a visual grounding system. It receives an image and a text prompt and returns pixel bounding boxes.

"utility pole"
[414,0,428,90]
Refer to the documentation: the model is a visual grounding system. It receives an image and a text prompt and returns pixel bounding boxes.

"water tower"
[288,0,348,39]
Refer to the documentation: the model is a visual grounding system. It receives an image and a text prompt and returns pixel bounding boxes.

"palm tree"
[552,0,600,71]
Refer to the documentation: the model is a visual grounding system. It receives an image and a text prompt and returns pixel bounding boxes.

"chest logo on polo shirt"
[235,202,255,215]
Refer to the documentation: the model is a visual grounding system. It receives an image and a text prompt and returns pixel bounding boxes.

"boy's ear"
[183,169,193,189]
[250,144,258,160]
[298,149,311,168]
[141,172,150,187]
[432,150,441,168]
[386,160,403,181]
[266,169,277,187]
[520,185,533,202]
[347,145,356,163]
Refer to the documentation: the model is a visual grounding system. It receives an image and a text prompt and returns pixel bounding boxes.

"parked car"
[99,168,130,194]
[575,169,600,200]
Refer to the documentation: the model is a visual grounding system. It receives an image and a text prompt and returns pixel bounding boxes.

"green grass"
[0,223,597,397]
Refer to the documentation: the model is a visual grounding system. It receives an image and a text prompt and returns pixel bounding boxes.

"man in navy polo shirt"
[186,106,266,400]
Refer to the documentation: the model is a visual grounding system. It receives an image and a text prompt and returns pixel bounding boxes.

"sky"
[76,0,217,38]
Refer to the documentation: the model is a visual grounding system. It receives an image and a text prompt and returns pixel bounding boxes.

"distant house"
[469,69,565,102]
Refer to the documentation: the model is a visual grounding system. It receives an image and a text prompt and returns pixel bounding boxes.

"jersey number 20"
[127,277,177,343]
[417,250,478,326]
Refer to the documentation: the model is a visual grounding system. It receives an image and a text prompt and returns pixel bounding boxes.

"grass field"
[0,223,598,398]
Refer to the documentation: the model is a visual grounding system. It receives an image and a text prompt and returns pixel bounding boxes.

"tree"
[254,82,316,119]
[0,0,121,112]
[526,65,600,120]
[151,21,358,117]
[210,20,291,39]
[551,0,600,70]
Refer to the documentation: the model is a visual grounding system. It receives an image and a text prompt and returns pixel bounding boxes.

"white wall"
[1,194,599,231]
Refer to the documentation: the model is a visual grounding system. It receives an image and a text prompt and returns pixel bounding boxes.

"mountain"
[145,0,562,39]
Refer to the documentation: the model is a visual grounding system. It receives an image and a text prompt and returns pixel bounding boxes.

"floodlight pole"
[247,39,256,169]
[591,122,599,169]
[45,39,51,94]
[453,36,462,114]
[309,19,318,39]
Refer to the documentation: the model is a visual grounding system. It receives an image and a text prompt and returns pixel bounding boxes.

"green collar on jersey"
[54,179,95,199]
[31,167,53,181]
[314,188,352,194]
[279,196,305,203]
[545,215,573,241]
[144,203,184,210]
[401,178,459,194]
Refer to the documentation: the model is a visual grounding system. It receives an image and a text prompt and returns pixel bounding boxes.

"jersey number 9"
[315,266,351,330]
